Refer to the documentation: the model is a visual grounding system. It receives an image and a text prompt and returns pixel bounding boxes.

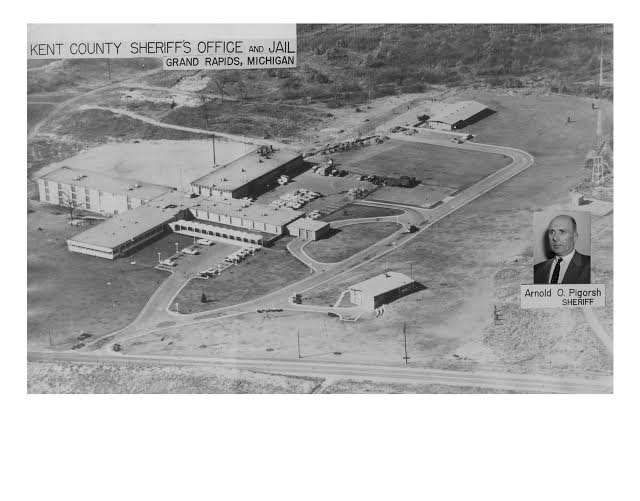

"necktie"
[550,257,563,284]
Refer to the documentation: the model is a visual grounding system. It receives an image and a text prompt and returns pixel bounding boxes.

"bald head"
[547,215,578,257]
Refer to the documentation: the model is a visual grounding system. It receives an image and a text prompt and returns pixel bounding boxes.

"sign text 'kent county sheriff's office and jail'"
[27,39,296,70]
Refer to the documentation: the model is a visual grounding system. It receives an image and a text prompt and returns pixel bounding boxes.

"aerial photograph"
[26,23,614,393]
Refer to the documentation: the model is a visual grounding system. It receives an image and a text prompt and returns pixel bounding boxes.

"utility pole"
[212,134,216,166]
[403,323,409,364]
[48,330,53,347]
[107,58,112,83]
[410,262,413,280]
[297,330,302,358]
[157,252,161,263]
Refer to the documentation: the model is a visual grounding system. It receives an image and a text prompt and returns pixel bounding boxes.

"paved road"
[27,351,612,393]
[80,134,534,350]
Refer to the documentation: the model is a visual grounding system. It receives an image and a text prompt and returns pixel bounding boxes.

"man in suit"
[534,215,591,284]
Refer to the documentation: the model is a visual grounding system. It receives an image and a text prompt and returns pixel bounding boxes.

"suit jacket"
[534,251,591,284]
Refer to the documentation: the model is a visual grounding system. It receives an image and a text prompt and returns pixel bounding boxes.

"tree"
[59,191,83,219]
[212,73,232,103]
[200,292,207,303]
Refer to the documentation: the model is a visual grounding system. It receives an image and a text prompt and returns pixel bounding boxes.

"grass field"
[303,222,401,263]
[320,203,403,222]
[334,139,512,189]
[171,237,311,313]
[28,361,320,394]
[366,184,455,207]
[321,380,520,394]
[27,203,170,349]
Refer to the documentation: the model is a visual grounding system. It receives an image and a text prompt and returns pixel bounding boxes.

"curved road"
[81,135,533,351]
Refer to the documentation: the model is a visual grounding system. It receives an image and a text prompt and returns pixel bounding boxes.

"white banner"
[520,284,606,308]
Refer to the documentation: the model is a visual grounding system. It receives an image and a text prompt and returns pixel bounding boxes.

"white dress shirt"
[547,249,576,284]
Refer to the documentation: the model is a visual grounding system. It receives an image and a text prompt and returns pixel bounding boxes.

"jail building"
[38,166,172,216]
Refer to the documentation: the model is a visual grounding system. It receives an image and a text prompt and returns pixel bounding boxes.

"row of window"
[174,224,262,244]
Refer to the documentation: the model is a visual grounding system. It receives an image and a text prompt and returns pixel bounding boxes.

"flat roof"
[191,147,301,191]
[348,272,414,297]
[41,166,172,201]
[191,197,303,227]
[428,101,488,126]
[68,204,182,249]
[287,218,330,232]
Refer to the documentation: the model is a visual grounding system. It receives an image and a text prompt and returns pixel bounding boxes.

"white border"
[7,3,638,500]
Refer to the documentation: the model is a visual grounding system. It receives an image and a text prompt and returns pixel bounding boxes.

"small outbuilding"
[287,218,331,241]
[347,272,417,310]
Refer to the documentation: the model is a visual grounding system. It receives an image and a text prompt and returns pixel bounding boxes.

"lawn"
[171,237,311,313]
[335,139,512,189]
[303,222,401,263]
[321,203,403,222]
[27,203,169,349]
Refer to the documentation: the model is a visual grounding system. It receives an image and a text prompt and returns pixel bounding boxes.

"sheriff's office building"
[347,272,417,310]
[426,101,491,130]
[64,189,326,258]
[170,196,305,245]
[190,147,305,200]
[286,217,331,241]
[38,166,172,216]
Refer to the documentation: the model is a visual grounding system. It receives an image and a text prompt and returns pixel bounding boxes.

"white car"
[160,259,176,267]
[197,239,214,246]
[182,247,199,255]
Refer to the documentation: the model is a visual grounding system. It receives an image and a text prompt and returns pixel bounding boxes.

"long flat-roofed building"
[347,272,417,310]
[66,203,184,259]
[171,197,304,245]
[286,218,331,241]
[426,101,491,130]
[38,166,172,216]
[190,147,305,200]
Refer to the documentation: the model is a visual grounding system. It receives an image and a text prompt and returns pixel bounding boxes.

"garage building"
[347,272,417,310]
[286,218,331,241]
[426,101,492,131]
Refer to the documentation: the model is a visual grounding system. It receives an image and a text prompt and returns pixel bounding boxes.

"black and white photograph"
[26,22,614,395]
